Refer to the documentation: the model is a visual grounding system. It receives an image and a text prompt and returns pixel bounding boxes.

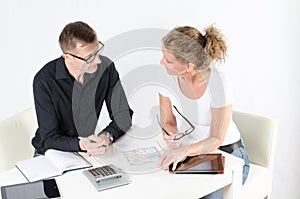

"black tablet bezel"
[170,153,224,174]
[1,179,60,199]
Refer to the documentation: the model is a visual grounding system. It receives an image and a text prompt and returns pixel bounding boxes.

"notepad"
[16,149,92,182]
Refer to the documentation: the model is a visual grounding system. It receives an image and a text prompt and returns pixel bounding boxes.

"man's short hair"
[59,21,97,52]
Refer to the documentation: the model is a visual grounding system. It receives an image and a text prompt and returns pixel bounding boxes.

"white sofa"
[0,108,37,172]
[233,111,278,199]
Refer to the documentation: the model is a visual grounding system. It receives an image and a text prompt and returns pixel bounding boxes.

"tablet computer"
[169,153,224,174]
[1,179,61,199]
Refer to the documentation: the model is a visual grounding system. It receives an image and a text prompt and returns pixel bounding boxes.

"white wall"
[1,0,299,198]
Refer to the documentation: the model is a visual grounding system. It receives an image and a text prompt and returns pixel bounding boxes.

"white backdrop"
[1,0,299,198]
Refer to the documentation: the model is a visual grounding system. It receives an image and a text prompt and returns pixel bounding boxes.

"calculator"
[83,164,131,191]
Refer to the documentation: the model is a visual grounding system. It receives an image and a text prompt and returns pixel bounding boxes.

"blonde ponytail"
[162,25,227,69]
[204,25,227,62]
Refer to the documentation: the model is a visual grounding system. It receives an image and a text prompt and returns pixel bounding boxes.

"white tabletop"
[0,149,243,199]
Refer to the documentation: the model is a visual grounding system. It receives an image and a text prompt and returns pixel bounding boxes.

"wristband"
[102,131,114,143]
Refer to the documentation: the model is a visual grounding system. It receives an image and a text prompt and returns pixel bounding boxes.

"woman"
[158,25,249,199]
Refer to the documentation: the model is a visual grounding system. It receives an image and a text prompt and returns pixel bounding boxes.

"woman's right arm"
[159,93,178,140]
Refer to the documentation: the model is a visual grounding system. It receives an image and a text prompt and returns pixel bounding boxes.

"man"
[32,21,133,156]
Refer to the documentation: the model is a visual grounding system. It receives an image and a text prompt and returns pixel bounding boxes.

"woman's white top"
[158,64,240,146]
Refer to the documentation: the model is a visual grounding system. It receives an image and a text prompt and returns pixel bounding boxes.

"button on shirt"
[32,55,133,154]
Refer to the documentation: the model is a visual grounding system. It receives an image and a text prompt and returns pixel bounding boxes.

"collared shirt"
[32,55,133,154]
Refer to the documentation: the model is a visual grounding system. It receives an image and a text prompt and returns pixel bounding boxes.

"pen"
[88,139,107,148]
[79,137,107,147]
[156,115,171,136]
[162,128,171,136]
[87,138,96,143]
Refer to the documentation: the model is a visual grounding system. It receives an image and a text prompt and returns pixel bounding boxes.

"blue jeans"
[201,146,250,199]
[33,149,43,157]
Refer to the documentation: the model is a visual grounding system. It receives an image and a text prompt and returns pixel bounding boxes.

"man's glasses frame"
[157,105,195,140]
[66,41,104,64]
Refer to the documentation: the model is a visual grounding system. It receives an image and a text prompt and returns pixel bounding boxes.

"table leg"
[223,163,243,199]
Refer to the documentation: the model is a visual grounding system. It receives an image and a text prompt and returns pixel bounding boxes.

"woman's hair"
[162,25,227,69]
[59,21,97,53]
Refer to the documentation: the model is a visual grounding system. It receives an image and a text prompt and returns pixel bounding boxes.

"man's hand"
[79,134,111,156]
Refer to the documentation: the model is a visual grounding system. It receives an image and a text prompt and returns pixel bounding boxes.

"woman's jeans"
[201,146,250,199]
[33,149,43,157]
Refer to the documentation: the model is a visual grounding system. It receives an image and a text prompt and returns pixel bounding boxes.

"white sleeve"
[208,66,234,108]
[158,84,182,107]
[158,86,172,98]
[157,75,181,104]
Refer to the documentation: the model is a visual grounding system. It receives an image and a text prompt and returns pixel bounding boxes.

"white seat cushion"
[242,163,272,198]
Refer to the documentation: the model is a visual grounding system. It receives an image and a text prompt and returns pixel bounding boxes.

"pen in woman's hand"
[162,128,170,136]
[157,116,171,136]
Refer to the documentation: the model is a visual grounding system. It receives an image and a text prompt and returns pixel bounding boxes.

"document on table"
[114,140,163,166]
[95,139,164,173]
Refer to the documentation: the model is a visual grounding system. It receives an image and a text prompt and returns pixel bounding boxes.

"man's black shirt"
[32,55,133,154]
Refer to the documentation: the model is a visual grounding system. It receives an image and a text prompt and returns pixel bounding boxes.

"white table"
[0,150,243,199]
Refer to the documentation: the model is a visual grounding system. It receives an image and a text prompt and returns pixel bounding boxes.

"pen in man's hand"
[79,137,107,147]
[87,138,96,143]
[88,139,107,147]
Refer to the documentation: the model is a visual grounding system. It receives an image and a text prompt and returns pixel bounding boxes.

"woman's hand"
[158,145,189,171]
[163,132,182,149]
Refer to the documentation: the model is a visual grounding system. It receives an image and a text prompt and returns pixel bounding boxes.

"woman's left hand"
[158,146,189,171]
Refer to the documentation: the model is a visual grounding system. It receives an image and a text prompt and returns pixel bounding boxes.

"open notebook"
[16,149,92,182]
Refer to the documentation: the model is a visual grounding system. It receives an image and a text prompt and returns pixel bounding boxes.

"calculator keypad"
[83,164,130,191]
[88,166,117,178]
[84,165,122,183]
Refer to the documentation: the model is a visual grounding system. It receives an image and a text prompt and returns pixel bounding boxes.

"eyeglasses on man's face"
[66,41,104,64]
[157,105,195,140]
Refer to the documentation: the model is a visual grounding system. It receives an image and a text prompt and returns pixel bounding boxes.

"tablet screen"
[170,154,224,174]
[1,179,60,199]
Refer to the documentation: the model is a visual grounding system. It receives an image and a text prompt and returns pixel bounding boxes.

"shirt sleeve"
[33,76,80,153]
[101,62,133,141]
[208,66,234,108]
[158,86,172,98]
[157,75,181,105]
